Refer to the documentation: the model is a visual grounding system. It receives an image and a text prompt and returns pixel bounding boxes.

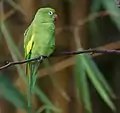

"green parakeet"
[24,7,57,95]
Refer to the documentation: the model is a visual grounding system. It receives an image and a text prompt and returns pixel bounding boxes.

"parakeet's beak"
[53,14,57,22]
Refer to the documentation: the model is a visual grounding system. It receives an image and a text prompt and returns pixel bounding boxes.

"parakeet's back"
[24,7,56,59]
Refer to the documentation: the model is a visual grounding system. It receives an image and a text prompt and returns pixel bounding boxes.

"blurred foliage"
[75,0,120,112]
[0,74,27,109]
[75,54,116,113]
[0,0,120,113]
[89,0,120,45]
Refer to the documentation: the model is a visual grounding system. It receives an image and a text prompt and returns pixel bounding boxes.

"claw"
[37,56,43,62]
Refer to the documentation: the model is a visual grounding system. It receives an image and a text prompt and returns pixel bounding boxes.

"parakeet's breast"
[30,23,55,58]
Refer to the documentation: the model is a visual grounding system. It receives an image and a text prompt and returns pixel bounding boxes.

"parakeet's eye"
[48,11,53,15]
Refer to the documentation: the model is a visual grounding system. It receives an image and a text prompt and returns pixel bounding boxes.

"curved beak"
[53,14,57,22]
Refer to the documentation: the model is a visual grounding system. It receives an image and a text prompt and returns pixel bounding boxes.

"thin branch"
[0,49,120,70]
[57,49,120,56]
[0,56,44,70]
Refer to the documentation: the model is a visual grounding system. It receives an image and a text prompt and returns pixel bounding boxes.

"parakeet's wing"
[24,27,35,111]
[24,24,34,82]
[24,24,40,93]
[24,24,33,57]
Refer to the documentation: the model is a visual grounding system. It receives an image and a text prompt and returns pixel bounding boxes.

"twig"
[57,49,120,56]
[0,49,120,70]
[0,56,43,70]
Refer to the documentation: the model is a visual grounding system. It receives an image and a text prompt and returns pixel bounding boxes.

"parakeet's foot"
[37,56,43,62]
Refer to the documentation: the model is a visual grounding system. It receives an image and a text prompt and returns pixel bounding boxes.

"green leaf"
[0,75,27,109]
[75,55,92,113]
[86,55,115,99]
[82,54,116,111]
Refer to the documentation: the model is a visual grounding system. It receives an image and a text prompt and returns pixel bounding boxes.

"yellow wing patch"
[26,34,34,55]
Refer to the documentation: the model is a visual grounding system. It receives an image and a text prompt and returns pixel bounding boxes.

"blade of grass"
[74,55,92,113]
[82,54,116,111]
[86,55,115,99]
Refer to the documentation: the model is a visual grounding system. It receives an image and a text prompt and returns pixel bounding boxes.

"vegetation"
[0,0,120,113]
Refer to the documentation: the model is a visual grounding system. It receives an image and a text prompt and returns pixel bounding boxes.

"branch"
[56,49,120,56]
[0,49,120,70]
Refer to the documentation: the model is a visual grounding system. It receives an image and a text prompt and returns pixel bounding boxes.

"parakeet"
[24,7,57,94]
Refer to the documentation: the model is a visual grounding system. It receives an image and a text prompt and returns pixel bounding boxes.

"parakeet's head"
[34,7,57,23]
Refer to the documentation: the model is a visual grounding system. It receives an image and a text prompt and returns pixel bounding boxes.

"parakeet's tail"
[30,62,40,91]
[27,62,40,93]
[26,56,44,93]
[26,56,43,112]
[25,62,39,113]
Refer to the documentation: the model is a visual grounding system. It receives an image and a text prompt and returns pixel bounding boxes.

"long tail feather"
[27,63,36,113]
[26,56,43,113]
[25,54,32,113]
[30,56,43,92]
[31,62,40,92]
[26,63,32,113]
